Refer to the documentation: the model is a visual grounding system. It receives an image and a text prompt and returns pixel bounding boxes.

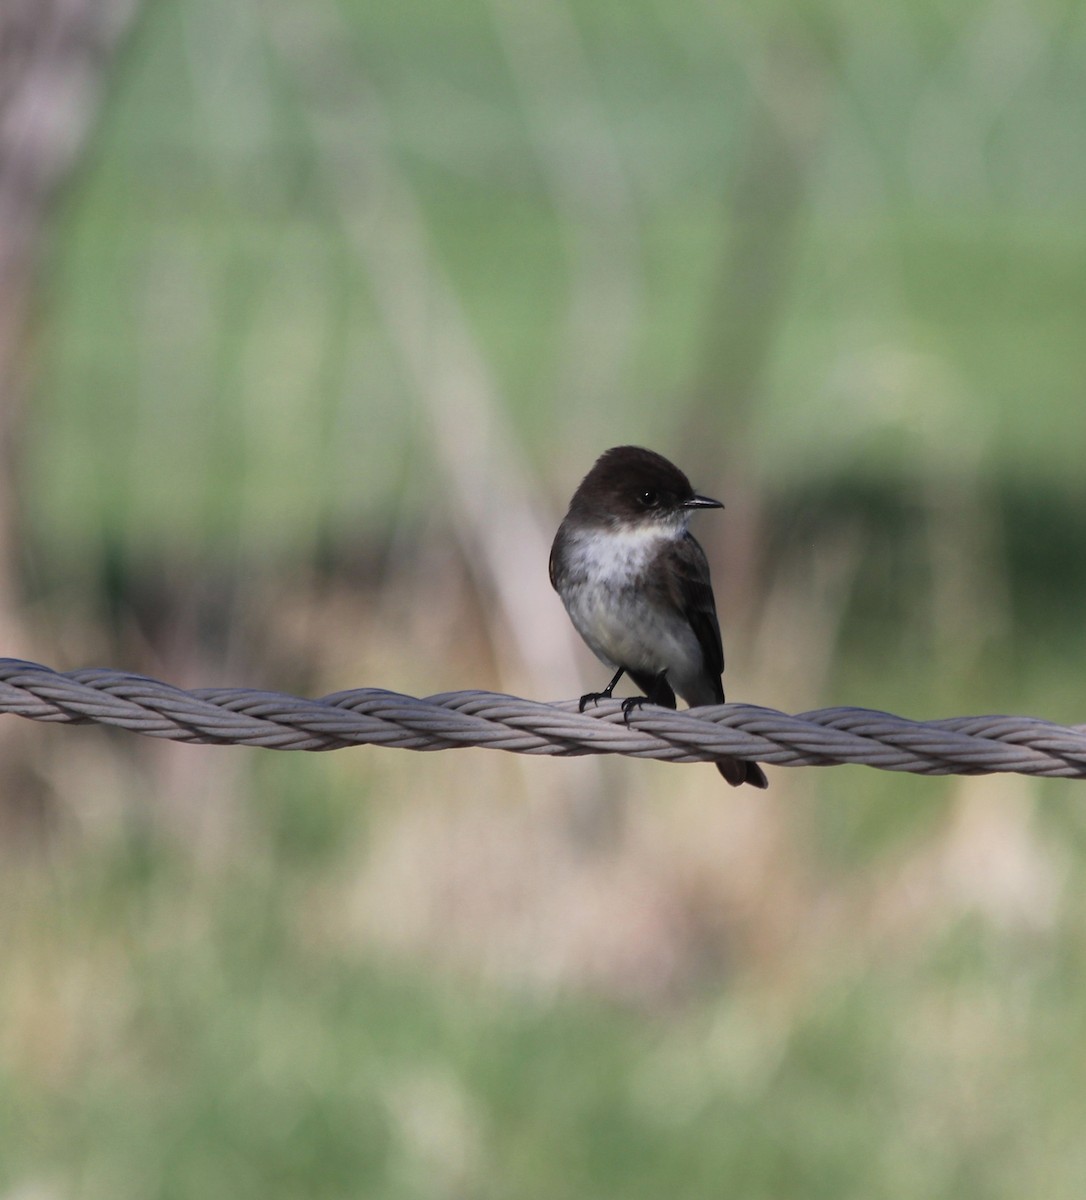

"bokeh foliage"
[8,0,1086,1195]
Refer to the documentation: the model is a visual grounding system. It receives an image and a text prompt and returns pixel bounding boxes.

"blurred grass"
[30,0,1086,560]
[4,780,1086,1200]
[10,0,1086,1194]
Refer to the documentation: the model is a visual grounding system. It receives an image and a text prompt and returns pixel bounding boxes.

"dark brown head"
[564,446,723,529]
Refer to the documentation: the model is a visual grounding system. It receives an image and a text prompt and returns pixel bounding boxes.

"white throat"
[564,518,686,585]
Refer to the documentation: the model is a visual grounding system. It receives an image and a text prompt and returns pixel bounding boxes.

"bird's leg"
[578,667,625,713]
[621,671,673,723]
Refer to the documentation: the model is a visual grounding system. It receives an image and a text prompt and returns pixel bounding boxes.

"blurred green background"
[5,0,1086,1196]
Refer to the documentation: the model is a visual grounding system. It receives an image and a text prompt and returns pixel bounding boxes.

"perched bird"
[549,445,767,789]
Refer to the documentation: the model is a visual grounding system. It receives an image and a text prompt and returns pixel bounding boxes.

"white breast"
[558,522,705,694]
[561,522,673,587]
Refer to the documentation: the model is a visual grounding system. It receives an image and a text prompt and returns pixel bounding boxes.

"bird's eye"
[637,489,658,507]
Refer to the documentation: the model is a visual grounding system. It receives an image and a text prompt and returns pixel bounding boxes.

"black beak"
[684,494,724,510]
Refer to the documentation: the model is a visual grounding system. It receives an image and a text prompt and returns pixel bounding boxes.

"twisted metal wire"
[1,658,1085,779]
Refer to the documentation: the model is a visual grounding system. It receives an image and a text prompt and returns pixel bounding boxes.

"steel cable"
[1,658,1085,778]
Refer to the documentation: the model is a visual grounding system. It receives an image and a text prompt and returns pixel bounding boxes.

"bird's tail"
[716,757,768,789]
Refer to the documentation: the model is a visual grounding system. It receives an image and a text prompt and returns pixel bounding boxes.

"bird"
[549,445,767,789]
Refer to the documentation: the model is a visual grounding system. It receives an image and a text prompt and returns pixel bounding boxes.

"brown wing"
[670,534,766,787]
[666,532,725,694]
[548,524,565,592]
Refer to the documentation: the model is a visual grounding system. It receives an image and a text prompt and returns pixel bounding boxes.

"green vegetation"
[10,0,1086,1194]
[6,799,1086,1200]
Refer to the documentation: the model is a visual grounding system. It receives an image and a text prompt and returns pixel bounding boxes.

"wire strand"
[2,658,1084,778]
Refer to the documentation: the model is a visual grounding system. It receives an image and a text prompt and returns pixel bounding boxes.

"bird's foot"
[577,667,626,713]
[619,671,673,724]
